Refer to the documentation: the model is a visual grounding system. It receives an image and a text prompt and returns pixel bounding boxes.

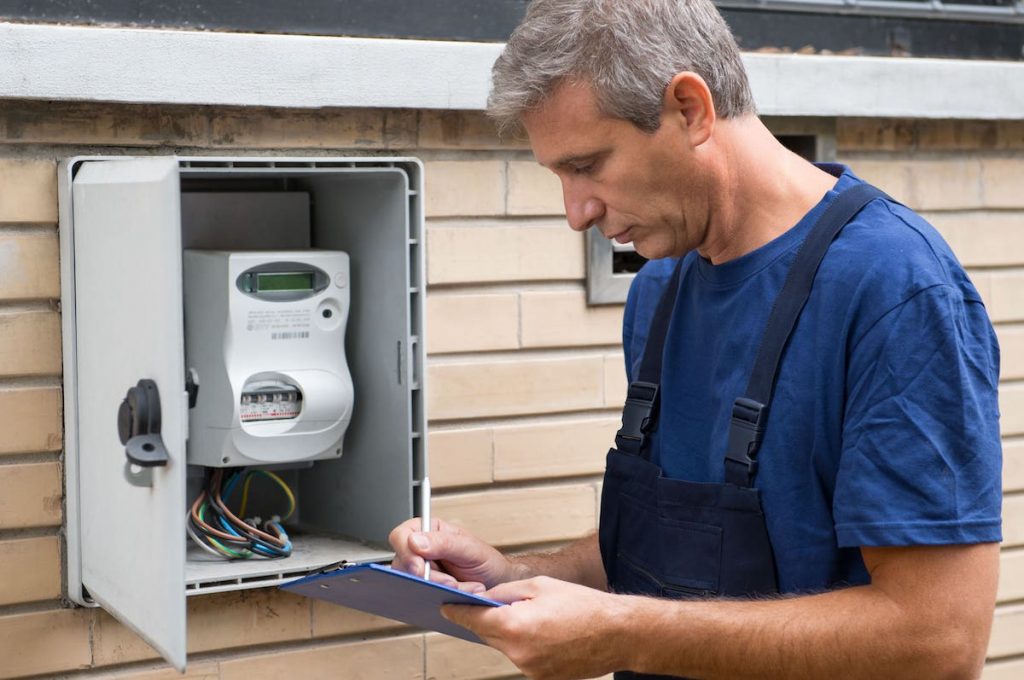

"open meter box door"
[59,156,428,670]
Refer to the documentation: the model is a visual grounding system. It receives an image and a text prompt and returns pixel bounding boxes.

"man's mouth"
[608,227,633,244]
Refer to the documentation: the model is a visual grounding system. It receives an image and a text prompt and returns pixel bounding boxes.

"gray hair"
[488,0,755,136]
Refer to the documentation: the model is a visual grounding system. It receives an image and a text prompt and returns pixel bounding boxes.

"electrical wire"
[239,469,296,520]
[186,467,296,560]
[185,519,227,558]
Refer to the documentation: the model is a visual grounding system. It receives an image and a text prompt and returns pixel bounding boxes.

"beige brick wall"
[0,103,1022,678]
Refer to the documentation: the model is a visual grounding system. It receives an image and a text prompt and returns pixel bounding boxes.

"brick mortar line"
[0,451,61,465]
[426,281,594,295]
[426,346,622,365]
[0,526,60,541]
[426,278,586,292]
[429,407,624,428]
[429,343,623,359]
[435,471,606,496]
[433,475,603,498]
[428,211,567,221]
[426,216,568,227]
[0,223,58,232]
[0,300,59,313]
[985,653,1024,667]
[428,410,619,432]
[0,373,64,385]
[989,651,1024,665]
[922,208,1024,216]
[840,150,1024,161]
[427,407,624,430]
[968,265,1024,274]
[418,149,534,162]
[0,375,63,389]
[0,600,66,619]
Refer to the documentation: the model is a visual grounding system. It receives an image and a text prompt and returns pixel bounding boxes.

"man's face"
[522,81,709,260]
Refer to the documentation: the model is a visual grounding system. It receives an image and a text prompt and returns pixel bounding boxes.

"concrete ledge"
[1,21,1022,119]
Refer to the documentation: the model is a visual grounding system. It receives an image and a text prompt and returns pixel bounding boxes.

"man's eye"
[571,163,594,175]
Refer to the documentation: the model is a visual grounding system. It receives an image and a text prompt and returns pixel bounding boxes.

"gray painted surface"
[2,21,1023,118]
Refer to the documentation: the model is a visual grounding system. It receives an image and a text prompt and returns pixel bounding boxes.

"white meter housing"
[183,250,354,467]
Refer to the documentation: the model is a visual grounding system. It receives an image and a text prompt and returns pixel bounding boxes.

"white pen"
[421,476,431,581]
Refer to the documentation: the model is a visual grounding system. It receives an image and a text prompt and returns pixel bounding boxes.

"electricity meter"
[183,250,354,467]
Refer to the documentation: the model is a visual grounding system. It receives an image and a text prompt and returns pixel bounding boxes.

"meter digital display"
[235,263,329,300]
[256,272,314,292]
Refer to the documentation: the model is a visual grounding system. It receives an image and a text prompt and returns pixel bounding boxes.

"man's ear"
[663,72,716,146]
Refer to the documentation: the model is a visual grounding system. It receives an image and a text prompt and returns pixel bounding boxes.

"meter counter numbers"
[240,386,303,422]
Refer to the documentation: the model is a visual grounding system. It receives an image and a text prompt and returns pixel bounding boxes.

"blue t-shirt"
[622,166,1002,593]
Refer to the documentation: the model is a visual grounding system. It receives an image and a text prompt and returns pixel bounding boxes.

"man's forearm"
[617,544,997,680]
[507,532,607,590]
[622,586,973,679]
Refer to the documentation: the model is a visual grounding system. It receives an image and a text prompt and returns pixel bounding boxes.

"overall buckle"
[725,397,768,484]
[615,381,660,453]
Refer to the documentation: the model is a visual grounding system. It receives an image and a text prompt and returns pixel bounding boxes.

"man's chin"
[631,240,662,260]
[633,239,687,261]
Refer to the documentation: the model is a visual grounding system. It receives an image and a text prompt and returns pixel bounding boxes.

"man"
[390,1,1002,678]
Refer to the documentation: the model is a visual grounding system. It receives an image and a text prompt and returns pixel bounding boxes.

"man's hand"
[388,517,520,591]
[443,576,629,680]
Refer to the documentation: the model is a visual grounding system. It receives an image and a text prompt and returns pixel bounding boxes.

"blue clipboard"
[281,563,503,643]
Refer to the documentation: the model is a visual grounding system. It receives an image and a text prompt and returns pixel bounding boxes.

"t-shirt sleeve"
[833,283,1002,547]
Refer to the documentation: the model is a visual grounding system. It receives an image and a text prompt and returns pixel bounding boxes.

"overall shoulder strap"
[724,183,891,486]
[613,258,685,456]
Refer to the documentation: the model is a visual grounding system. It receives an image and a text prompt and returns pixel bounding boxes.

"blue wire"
[221,469,245,499]
[212,468,293,558]
[250,544,281,557]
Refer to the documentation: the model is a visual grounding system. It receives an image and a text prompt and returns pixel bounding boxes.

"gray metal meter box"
[58,156,428,671]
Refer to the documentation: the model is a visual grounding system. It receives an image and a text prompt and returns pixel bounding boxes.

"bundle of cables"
[187,468,296,559]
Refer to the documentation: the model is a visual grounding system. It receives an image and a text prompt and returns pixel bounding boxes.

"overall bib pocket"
[616,494,722,595]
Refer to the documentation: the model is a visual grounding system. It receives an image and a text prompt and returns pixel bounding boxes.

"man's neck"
[697,117,839,265]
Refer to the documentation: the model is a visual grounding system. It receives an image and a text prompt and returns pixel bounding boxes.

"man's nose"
[563,182,604,233]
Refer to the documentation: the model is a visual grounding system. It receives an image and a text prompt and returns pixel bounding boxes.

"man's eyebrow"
[546,149,610,170]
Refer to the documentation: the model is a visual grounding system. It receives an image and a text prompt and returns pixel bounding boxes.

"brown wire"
[189,472,251,543]
[210,469,288,548]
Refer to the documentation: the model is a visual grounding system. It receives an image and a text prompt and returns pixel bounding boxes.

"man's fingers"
[407,530,445,559]
[390,552,425,577]
[483,577,541,603]
[440,603,496,632]
[453,579,487,594]
[426,565,458,587]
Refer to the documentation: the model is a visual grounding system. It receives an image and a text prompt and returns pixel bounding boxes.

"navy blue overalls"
[598,182,888,679]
